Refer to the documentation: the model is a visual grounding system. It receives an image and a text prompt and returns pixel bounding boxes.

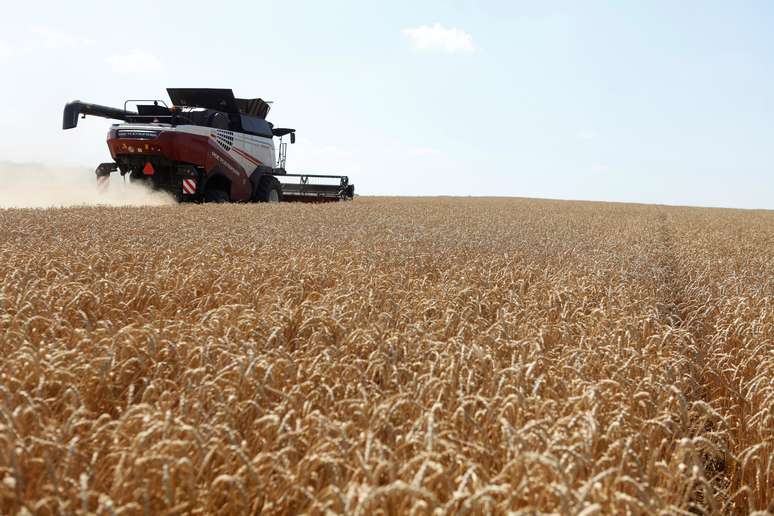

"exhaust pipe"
[63,101,133,130]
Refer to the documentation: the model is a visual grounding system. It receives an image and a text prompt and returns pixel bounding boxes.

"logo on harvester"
[117,129,159,140]
[208,150,239,175]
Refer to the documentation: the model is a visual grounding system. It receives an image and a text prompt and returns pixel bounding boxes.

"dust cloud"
[0,161,175,208]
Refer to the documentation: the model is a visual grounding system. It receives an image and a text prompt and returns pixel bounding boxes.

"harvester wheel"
[255,176,282,203]
[204,188,230,203]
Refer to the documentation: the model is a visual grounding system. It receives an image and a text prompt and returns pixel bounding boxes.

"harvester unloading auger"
[62,88,354,202]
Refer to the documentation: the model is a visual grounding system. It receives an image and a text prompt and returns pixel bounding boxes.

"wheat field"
[0,197,772,515]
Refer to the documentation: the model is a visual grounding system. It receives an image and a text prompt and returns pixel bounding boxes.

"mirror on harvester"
[290,133,296,144]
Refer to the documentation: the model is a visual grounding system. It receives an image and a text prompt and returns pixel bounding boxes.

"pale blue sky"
[1,1,772,208]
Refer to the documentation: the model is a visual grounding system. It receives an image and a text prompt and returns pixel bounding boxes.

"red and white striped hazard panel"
[182,178,197,195]
[96,175,109,191]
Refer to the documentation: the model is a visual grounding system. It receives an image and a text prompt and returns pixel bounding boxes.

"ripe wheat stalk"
[0,198,772,514]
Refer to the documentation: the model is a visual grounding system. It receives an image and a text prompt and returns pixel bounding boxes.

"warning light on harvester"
[142,162,155,175]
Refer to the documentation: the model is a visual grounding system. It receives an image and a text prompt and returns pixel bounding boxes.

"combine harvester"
[62,88,354,202]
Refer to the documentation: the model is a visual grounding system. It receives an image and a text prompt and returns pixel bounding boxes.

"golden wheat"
[0,198,772,514]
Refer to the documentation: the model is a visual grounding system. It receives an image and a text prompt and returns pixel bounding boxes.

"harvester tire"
[204,188,230,203]
[255,176,282,203]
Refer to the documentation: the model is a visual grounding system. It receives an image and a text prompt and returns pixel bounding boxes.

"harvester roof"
[166,88,271,119]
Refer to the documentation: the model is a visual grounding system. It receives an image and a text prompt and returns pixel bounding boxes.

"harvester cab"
[62,88,354,203]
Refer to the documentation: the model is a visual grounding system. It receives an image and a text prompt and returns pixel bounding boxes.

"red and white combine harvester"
[63,88,354,202]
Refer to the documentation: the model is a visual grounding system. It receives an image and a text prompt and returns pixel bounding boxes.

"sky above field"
[1,0,772,208]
